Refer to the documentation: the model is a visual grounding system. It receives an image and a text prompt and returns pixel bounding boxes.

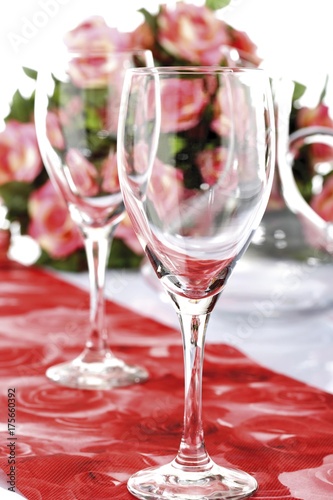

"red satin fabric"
[0,263,332,499]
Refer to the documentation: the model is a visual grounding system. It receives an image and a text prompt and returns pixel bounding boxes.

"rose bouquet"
[0,0,316,270]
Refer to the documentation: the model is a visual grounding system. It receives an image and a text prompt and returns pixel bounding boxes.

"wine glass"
[34,49,153,390]
[117,67,275,499]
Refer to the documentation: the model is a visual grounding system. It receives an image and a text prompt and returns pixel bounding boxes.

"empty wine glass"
[117,67,275,499]
[34,49,153,390]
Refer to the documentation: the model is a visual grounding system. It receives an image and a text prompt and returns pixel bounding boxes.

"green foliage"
[6,90,34,123]
[319,75,329,104]
[22,67,38,80]
[293,81,306,102]
[35,237,143,272]
[36,247,88,272]
[205,0,231,10]
[0,181,32,219]
[109,238,144,269]
[138,8,158,32]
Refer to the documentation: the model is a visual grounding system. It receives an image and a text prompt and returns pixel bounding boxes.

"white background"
[1,0,333,125]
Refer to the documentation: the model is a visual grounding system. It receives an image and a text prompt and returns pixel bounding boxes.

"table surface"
[59,254,333,396]
[0,259,332,500]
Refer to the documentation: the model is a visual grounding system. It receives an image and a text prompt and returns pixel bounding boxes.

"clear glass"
[283,125,333,251]
[220,56,333,316]
[34,50,153,389]
[117,67,275,499]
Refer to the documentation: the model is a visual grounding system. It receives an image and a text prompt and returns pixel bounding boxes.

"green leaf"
[85,107,103,131]
[170,135,187,157]
[6,90,34,123]
[108,238,144,269]
[37,237,144,272]
[319,75,329,104]
[23,67,38,80]
[138,8,158,32]
[84,88,109,108]
[36,248,88,272]
[205,0,231,11]
[292,81,306,102]
[0,182,32,215]
[0,181,33,233]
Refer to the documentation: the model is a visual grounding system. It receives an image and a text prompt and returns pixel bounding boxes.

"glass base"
[127,459,257,500]
[46,355,149,390]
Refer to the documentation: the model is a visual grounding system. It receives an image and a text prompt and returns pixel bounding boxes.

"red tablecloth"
[0,263,332,499]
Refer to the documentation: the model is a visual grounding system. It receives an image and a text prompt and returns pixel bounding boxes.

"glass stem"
[170,295,218,471]
[81,226,114,361]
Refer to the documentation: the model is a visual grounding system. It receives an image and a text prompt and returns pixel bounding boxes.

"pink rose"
[116,214,144,255]
[211,83,251,139]
[66,51,139,92]
[142,145,184,214]
[66,54,115,89]
[211,84,259,179]
[297,103,333,162]
[64,17,134,88]
[157,3,229,65]
[65,148,99,197]
[101,152,120,194]
[211,86,229,137]
[226,27,262,67]
[64,16,131,52]
[0,120,43,185]
[130,22,155,52]
[28,180,83,258]
[120,141,184,237]
[297,103,333,130]
[195,147,237,188]
[211,85,250,140]
[46,111,65,150]
[311,175,333,222]
[279,454,333,499]
[156,78,209,133]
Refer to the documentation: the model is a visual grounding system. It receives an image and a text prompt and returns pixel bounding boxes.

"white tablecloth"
[58,254,333,395]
